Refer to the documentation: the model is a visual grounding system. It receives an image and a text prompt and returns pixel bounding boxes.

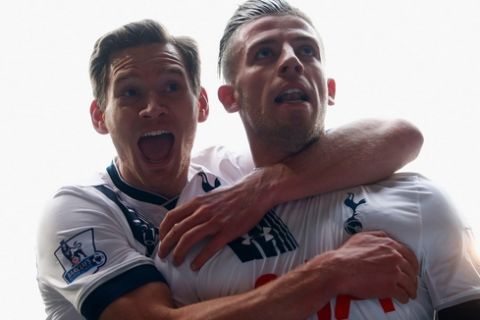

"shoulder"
[368,172,452,209]
[42,184,116,223]
[37,183,125,259]
[191,145,254,184]
[389,173,460,223]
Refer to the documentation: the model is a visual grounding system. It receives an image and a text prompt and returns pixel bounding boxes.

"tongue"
[138,134,174,162]
[275,93,304,103]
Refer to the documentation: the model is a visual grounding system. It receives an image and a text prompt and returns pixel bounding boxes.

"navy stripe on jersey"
[81,264,167,320]
[95,185,159,257]
[106,162,178,210]
[228,210,298,262]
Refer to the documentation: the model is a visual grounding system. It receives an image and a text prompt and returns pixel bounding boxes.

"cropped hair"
[218,0,315,83]
[89,19,201,110]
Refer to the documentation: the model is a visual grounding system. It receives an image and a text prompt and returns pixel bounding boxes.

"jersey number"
[255,273,395,319]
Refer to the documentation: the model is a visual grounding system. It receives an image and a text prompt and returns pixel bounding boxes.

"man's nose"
[139,93,168,118]
[278,46,304,78]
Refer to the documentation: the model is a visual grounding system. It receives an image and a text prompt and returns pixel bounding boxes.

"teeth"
[275,88,309,103]
[142,130,171,138]
[282,88,304,95]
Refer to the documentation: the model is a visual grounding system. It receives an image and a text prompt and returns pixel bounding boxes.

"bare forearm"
[260,118,423,206]
[170,257,336,320]
[108,233,419,320]
[103,256,337,320]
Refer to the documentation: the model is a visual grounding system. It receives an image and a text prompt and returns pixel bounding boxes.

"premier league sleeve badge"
[54,228,107,284]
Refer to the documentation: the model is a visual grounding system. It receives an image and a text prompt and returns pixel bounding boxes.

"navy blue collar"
[106,162,178,210]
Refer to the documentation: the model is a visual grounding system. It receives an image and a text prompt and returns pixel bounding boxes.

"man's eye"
[166,83,179,92]
[123,88,138,97]
[298,45,315,57]
[255,48,274,60]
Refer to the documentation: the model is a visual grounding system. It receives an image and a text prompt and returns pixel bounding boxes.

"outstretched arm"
[159,118,423,268]
[102,232,418,320]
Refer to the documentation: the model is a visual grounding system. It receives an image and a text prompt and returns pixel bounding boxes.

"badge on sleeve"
[54,228,107,284]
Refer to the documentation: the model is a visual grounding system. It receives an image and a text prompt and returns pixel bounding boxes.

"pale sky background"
[0,0,479,318]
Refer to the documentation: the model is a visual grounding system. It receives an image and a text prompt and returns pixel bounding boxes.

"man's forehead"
[109,43,186,78]
[237,15,321,45]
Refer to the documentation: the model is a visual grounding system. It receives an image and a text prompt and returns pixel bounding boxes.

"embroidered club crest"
[343,193,366,235]
[54,228,107,284]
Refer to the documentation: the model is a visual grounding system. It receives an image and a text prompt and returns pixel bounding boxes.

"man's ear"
[90,100,109,134]
[218,85,240,113]
[197,87,209,123]
[327,78,336,106]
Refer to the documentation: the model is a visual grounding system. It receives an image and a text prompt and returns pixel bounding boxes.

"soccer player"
[36,19,421,319]
[157,0,480,319]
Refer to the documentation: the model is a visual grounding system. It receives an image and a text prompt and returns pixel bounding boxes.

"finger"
[159,201,197,239]
[159,223,180,258]
[395,265,418,300]
[394,243,419,275]
[365,230,388,238]
[172,222,219,266]
[191,233,231,271]
[344,230,388,247]
[396,253,418,285]
[391,284,410,304]
[366,230,419,275]
[159,213,209,258]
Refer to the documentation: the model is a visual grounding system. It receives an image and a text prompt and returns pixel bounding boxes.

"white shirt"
[36,147,242,319]
[156,148,480,319]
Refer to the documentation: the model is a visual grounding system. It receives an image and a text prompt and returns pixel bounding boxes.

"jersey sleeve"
[191,146,254,184]
[36,185,167,319]
[417,177,480,310]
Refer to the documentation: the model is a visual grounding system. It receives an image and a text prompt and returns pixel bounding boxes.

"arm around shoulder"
[158,118,424,267]
[268,118,424,204]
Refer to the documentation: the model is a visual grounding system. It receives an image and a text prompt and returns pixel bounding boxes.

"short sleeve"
[36,185,167,319]
[417,177,480,310]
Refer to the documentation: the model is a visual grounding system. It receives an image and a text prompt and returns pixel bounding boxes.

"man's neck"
[249,141,309,168]
[115,158,187,199]
[248,133,323,168]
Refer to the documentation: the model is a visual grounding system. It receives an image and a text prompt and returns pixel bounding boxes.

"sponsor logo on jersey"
[343,192,366,235]
[228,210,298,262]
[54,228,107,284]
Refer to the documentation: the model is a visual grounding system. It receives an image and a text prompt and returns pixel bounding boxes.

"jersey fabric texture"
[155,151,480,319]
[36,146,244,320]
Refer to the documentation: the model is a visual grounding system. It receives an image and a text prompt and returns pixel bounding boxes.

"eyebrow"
[247,38,276,53]
[113,73,139,86]
[292,35,319,44]
[157,66,185,77]
[112,66,186,86]
[248,35,320,52]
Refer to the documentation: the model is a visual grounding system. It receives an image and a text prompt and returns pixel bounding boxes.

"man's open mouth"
[274,88,309,104]
[138,130,174,162]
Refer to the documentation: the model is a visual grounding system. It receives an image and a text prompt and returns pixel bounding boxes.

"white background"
[0,0,479,318]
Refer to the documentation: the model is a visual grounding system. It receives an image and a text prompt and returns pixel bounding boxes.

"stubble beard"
[248,110,323,155]
[239,91,324,156]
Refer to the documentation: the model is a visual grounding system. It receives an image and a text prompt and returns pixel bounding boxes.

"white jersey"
[156,152,480,319]
[36,147,243,319]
